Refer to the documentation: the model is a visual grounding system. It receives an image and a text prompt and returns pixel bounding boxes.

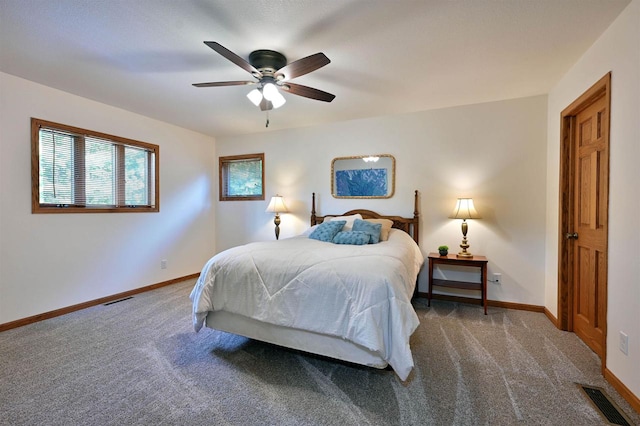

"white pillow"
[328,214,363,231]
[301,224,319,236]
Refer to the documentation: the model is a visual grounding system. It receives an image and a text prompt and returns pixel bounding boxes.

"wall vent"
[577,384,633,426]
[103,296,133,306]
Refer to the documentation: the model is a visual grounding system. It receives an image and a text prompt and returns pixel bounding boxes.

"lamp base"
[274,213,281,240]
[457,234,473,258]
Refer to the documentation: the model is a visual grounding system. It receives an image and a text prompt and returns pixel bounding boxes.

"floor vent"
[103,296,133,306]
[577,384,633,426]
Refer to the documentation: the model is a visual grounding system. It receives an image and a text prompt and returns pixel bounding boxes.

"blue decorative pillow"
[332,231,370,245]
[308,220,346,242]
[352,219,382,244]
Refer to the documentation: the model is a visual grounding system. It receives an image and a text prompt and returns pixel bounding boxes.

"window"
[219,153,264,201]
[31,118,159,213]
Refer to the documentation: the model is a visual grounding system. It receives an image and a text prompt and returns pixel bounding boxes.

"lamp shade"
[270,90,286,108]
[262,83,279,101]
[265,195,288,213]
[246,88,263,106]
[449,198,481,220]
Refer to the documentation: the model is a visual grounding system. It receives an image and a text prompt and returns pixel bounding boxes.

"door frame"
[557,72,611,371]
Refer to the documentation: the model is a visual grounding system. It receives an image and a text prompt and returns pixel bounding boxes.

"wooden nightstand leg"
[427,258,434,307]
[482,264,487,315]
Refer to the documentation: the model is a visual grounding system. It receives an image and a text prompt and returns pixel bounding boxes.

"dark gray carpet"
[1,279,638,425]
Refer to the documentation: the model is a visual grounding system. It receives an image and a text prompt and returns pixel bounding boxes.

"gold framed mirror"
[331,154,395,199]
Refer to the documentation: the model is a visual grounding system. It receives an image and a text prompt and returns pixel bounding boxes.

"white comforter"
[190,229,423,380]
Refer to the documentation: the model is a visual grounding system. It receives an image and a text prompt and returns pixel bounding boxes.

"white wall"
[216,95,548,305]
[0,72,216,324]
[545,0,640,398]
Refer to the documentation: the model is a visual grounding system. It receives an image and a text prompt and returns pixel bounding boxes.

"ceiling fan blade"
[260,98,273,111]
[204,41,262,78]
[192,81,256,88]
[275,53,330,81]
[280,83,335,102]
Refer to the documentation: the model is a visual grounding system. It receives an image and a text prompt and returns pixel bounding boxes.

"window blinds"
[223,158,263,197]
[37,125,156,209]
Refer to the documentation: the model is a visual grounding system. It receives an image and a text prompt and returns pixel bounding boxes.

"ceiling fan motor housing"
[249,50,287,75]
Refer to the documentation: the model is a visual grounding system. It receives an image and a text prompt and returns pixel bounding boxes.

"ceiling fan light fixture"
[247,88,263,106]
[270,90,286,109]
[262,83,279,101]
[261,82,286,109]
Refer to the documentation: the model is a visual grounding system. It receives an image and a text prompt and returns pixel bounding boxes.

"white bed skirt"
[206,310,389,369]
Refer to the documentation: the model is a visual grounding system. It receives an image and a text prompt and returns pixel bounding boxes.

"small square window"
[219,153,264,201]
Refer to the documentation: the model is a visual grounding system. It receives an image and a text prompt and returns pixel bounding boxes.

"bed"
[190,191,423,380]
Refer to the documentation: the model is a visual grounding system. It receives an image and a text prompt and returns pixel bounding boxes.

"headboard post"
[311,192,317,226]
[413,189,420,246]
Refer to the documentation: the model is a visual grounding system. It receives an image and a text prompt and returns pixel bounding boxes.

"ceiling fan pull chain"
[265,111,270,128]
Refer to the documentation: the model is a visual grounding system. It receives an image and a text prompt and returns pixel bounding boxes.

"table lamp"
[449,198,481,258]
[265,195,288,240]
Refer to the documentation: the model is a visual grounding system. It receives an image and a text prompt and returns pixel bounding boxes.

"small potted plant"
[438,245,449,256]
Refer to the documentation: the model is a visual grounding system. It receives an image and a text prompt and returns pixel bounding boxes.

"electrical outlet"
[619,331,628,355]
[493,273,502,284]
[160,259,167,270]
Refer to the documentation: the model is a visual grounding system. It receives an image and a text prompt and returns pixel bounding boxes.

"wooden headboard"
[310,190,420,245]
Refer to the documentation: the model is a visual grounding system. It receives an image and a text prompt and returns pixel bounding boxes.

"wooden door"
[571,91,609,358]
[557,73,610,366]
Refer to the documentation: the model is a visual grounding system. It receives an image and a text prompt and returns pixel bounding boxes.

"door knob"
[566,232,578,240]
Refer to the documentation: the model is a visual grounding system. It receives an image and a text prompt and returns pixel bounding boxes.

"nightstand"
[427,253,489,314]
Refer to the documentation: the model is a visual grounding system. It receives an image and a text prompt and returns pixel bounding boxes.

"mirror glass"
[331,155,395,198]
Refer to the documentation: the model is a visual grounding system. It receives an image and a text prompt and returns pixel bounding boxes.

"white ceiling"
[0,0,630,138]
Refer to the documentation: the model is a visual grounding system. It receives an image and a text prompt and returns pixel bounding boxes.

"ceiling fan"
[193,42,335,111]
